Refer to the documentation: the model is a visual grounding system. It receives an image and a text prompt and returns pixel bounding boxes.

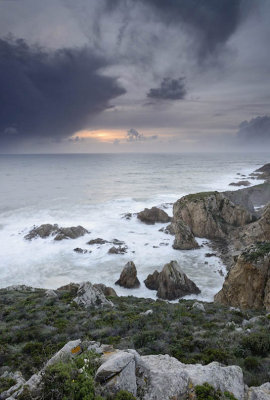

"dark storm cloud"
[106,0,244,59]
[147,77,186,100]
[0,37,126,149]
[237,115,270,143]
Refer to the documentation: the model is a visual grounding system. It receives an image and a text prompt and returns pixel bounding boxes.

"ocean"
[0,152,269,301]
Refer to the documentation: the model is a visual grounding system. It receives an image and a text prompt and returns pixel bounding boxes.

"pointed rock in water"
[137,206,171,225]
[157,260,200,300]
[172,219,199,250]
[73,282,113,308]
[144,270,160,290]
[115,261,140,288]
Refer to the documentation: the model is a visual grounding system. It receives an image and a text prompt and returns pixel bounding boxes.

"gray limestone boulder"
[73,282,114,308]
[246,382,270,400]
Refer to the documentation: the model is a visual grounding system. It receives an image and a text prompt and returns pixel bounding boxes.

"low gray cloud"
[126,128,158,142]
[0,37,126,149]
[237,115,270,143]
[147,77,186,100]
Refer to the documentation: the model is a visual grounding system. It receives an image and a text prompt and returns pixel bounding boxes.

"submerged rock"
[108,246,127,254]
[215,242,270,310]
[87,238,109,245]
[73,282,113,308]
[115,261,140,288]
[73,247,89,254]
[137,207,171,225]
[229,180,251,187]
[25,224,88,241]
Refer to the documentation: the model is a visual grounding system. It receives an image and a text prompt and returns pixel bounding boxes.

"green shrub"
[113,390,136,400]
[0,376,16,392]
[244,356,260,371]
[195,382,238,400]
[241,332,270,356]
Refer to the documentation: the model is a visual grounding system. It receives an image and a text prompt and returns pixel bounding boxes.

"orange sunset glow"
[72,129,125,142]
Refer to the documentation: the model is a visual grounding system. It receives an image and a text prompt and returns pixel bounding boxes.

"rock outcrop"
[172,192,254,240]
[137,207,171,225]
[73,282,114,308]
[229,180,251,187]
[215,242,270,310]
[239,203,270,246]
[25,224,88,240]
[115,261,140,288]
[144,260,200,300]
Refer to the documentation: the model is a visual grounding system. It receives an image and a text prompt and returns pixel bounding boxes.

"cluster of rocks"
[24,224,89,241]
[114,260,200,300]
[2,339,269,400]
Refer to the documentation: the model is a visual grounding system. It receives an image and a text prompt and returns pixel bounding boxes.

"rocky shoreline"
[1,162,270,399]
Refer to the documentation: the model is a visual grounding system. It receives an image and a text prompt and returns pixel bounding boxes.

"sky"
[0,0,270,153]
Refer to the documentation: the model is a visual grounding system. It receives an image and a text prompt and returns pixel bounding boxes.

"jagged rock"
[144,270,160,290]
[137,207,171,225]
[112,239,125,245]
[57,282,79,292]
[183,361,245,400]
[173,192,253,240]
[140,354,189,400]
[156,261,200,300]
[93,284,117,297]
[87,238,108,245]
[229,180,251,187]
[172,219,199,250]
[24,224,88,241]
[46,339,82,367]
[115,261,140,288]
[159,224,175,234]
[73,282,114,308]
[0,371,25,400]
[215,242,270,310]
[205,252,217,257]
[246,382,270,399]
[54,226,88,240]
[24,224,59,240]
[108,246,127,254]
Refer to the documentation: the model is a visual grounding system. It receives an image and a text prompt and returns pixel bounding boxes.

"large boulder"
[115,261,140,289]
[172,192,253,240]
[246,382,270,400]
[182,361,245,400]
[144,261,200,300]
[137,207,171,225]
[172,219,199,250]
[73,282,114,308]
[25,224,88,241]
[215,242,270,310]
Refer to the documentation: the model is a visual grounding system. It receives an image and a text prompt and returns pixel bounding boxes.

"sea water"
[0,152,268,301]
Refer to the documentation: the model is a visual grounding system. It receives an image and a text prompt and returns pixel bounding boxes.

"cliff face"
[172,191,254,241]
[215,243,270,310]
